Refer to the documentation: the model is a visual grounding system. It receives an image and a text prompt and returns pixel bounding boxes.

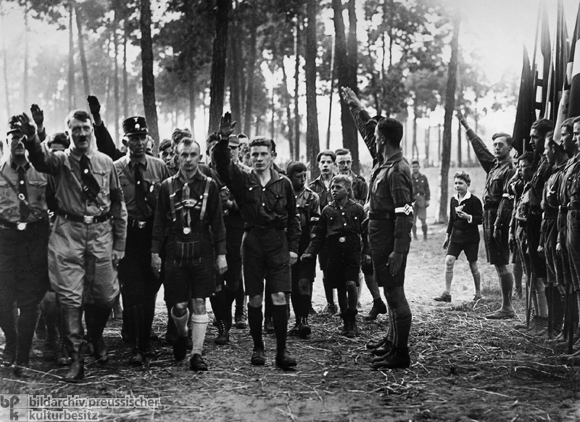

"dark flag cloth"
[533,0,551,119]
[513,46,535,156]
[567,3,580,118]
[546,0,569,127]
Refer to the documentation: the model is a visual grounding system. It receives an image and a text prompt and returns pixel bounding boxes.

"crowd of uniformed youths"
[5,83,578,382]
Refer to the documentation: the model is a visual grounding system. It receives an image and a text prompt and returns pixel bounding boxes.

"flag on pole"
[512,46,535,155]
[546,0,569,131]
[533,0,551,119]
[567,3,580,118]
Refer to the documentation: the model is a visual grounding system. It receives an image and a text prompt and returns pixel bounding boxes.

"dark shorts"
[164,237,216,304]
[368,220,407,289]
[567,210,580,291]
[447,241,479,262]
[483,209,510,266]
[0,222,50,310]
[414,205,427,221]
[118,224,162,308]
[242,227,291,297]
[324,235,361,288]
[318,245,330,273]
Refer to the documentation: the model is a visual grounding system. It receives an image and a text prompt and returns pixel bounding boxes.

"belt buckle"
[83,215,95,224]
[17,222,27,231]
[138,221,146,229]
[339,236,346,243]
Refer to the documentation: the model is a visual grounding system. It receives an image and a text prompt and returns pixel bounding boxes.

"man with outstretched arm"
[213,113,301,370]
[456,109,516,319]
[341,87,414,369]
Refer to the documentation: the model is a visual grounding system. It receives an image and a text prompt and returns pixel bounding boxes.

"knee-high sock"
[210,291,226,322]
[190,314,209,356]
[264,292,273,319]
[386,308,394,343]
[535,278,548,317]
[247,305,264,350]
[299,295,311,318]
[171,307,189,337]
[471,268,481,295]
[323,276,335,305]
[500,272,514,308]
[272,305,288,352]
[444,268,454,294]
[513,257,523,292]
[391,305,412,349]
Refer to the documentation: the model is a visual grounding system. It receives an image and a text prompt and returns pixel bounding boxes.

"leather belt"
[0,217,47,231]
[128,217,151,229]
[368,212,393,220]
[56,210,111,224]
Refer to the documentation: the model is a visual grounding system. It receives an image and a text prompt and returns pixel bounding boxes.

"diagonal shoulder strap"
[199,177,212,221]
[0,170,45,220]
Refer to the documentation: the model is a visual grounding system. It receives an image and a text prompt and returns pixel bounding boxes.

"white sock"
[171,307,190,337]
[190,313,209,356]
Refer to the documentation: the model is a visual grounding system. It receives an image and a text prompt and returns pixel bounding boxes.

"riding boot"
[14,306,40,376]
[61,307,85,382]
[85,304,111,365]
[129,305,146,366]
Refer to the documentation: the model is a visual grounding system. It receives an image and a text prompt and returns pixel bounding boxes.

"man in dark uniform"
[114,117,170,365]
[0,116,50,376]
[287,161,320,338]
[214,113,301,369]
[456,110,516,319]
[411,160,430,241]
[309,150,338,315]
[151,137,227,370]
[540,132,568,337]
[341,87,414,369]
[22,110,127,382]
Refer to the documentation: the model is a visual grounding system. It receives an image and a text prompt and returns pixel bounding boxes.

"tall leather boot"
[14,306,40,376]
[40,294,60,362]
[85,304,112,365]
[0,307,17,366]
[129,305,146,366]
[61,307,84,382]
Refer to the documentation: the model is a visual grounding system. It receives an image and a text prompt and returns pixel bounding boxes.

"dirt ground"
[1,167,580,421]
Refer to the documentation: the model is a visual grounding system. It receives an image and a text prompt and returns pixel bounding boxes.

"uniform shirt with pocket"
[0,160,49,223]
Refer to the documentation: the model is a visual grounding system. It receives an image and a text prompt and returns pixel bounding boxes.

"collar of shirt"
[250,167,281,187]
[454,190,472,203]
[128,155,148,170]
[495,155,512,167]
[69,147,95,161]
[330,198,355,210]
[177,169,205,185]
[10,160,30,172]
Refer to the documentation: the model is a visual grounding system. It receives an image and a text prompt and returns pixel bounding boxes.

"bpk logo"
[0,395,28,421]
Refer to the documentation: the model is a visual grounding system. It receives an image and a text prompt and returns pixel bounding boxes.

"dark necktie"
[80,154,101,202]
[134,163,150,216]
[17,166,30,221]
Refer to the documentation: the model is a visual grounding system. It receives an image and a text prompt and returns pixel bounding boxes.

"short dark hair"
[562,117,575,134]
[159,139,172,152]
[531,118,555,138]
[317,150,336,163]
[249,137,275,151]
[492,132,513,146]
[331,174,352,189]
[178,137,201,153]
[286,161,307,177]
[517,150,534,164]
[377,118,403,146]
[573,116,580,125]
[411,159,420,165]
[335,148,351,156]
[172,128,192,145]
[48,132,70,149]
[454,171,471,185]
[65,110,92,128]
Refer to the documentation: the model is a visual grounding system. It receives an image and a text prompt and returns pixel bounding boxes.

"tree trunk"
[326,34,335,150]
[412,105,419,159]
[270,88,275,139]
[74,0,90,97]
[208,0,232,135]
[113,13,120,142]
[23,4,29,111]
[2,3,11,118]
[123,19,129,119]
[438,9,461,223]
[189,78,196,131]
[68,2,75,109]
[229,9,242,123]
[281,60,294,158]
[293,16,301,160]
[332,0,359,173]
[457,122,462,167]
[305,0,320,176]
[425,126,430,166]
[346,0,359,174]
[243,21,256,135]
[139,0,160,147]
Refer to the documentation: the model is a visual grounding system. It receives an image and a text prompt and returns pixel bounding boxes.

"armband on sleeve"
[393,204,414,253]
